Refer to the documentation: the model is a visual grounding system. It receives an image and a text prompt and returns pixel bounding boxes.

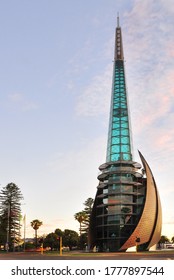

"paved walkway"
[0,250,174,260]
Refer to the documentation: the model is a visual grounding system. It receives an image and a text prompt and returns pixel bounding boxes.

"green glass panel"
[111,145,120,153]
[112,138,120,144]
[106,59,132,162]
[112,130,119,136]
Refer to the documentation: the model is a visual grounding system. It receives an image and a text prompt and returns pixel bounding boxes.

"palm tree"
[74,211,88,236]
[31,219,43,248]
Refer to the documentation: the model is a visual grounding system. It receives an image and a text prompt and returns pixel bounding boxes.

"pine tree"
[0,182,24,251]
[83,198,94,216]
[82,198,94,232]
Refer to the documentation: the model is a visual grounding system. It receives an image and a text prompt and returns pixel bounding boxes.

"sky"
[0,0,174,240]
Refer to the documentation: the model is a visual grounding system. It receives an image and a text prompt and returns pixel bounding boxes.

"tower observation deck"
[89,16,162,252]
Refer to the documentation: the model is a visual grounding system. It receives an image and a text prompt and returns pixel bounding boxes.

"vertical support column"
[60,236,63,256]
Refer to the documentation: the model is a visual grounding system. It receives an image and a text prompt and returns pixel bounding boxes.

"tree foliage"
[31,219,43,248]
[74,197,94,236]
[74,211,88,236]
[83,198,94,215]
[159,235,170,245]
[63,229,79,250]
[55,228,63,237]
[0,182,23,250]
[44,228,79,251]
[44,232,59,251]
[43,228,63,251]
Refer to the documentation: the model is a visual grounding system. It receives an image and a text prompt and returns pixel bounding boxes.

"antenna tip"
[117,12,120,27]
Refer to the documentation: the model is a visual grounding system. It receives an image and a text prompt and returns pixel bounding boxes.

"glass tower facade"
[106,23,132,162]
[89,17,162,252]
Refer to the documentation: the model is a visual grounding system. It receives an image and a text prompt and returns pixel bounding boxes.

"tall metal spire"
[114,15,124,61]
[106,18,132,162]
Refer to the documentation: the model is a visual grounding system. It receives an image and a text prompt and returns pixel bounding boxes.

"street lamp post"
[57,236,63,256]
[60,236,63,256]
[23,214,26,251]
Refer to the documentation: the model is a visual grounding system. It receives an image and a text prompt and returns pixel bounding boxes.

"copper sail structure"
[89,17,162,252]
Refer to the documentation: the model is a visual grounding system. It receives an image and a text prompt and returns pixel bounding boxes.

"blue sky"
[0,0,174,239]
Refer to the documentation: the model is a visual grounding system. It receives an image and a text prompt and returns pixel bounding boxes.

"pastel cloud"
[8,92,38,111]
[75,64,112,117]
[75,0,174,125]
[122,1,174,153]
